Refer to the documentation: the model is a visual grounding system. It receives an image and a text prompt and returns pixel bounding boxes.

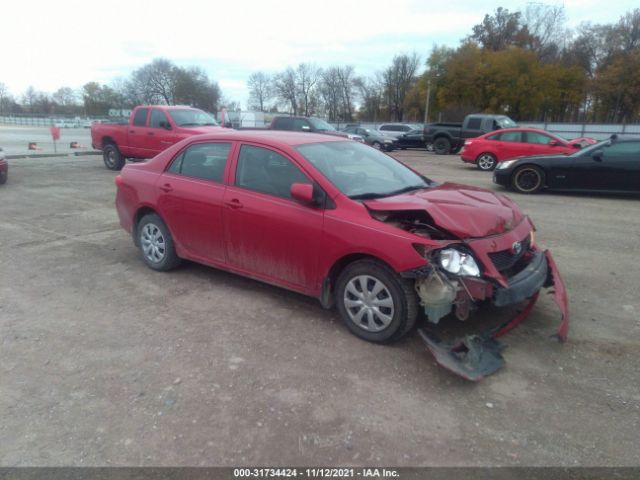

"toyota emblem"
[512,241,522,255]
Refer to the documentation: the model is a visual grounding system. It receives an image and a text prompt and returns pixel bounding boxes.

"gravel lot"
[0,151,638,466]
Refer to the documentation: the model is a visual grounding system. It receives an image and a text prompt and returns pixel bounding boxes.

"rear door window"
[466,117,482,129]
[525,131,553,145]
[133,109,149,127]
[499,131,523,142]
[168,143,231,183]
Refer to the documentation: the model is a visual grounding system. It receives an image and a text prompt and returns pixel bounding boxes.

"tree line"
[1,5,639,123]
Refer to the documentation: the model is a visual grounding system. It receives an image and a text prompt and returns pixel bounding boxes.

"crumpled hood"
[364,183,524,238]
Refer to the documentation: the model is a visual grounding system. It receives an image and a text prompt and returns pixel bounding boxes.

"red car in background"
[460,127,593,171]
[0,147,7,185]
[114,130,569,380]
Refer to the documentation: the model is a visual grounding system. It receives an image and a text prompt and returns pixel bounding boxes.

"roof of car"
[185,129,347,147]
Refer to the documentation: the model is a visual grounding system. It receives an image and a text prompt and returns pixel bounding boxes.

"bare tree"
[336,66,356,121]
[131,58,178,105]
[522,4,568,61]
[470,7,531,51]
[354,76,384,121]
[274,68,298,115]
[382,53,420,120]
[22,86,37,113]
[296,64,320,116]
[247,72,273,112]
[0,82,9,113]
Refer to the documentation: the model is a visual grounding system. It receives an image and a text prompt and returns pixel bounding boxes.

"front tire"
[0,171,7,185]
[137,214,181,271]
[512,165,545,194]
[433,137,451,155]
[371,141,382,150]
[103,143,125,171]
[335,260,418,344]
[476,153,497,171]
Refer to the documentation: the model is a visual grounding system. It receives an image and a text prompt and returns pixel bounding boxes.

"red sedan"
[115,130,569,379]
[460,128,587,171]
[0,147,7,185]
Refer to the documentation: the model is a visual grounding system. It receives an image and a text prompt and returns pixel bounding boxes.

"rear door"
[128,108,151,157]
[156,142,233,263]
[222,144,324,292]
[495,130,524,160]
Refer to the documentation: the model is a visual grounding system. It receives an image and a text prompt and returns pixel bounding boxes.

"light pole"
[423,77,431,125]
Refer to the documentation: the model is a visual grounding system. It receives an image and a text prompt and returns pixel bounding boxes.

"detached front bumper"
[418,249,569,381]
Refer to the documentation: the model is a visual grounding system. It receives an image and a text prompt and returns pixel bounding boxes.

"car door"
[156,141,232,263]
[495,130,524,160]
[128,108,151,157]
[546,147,610,191]
[148,109,177,155]
[523,131,561,157]
[223,144,324,292]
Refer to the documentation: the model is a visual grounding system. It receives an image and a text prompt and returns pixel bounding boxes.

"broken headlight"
[438,248,480,277]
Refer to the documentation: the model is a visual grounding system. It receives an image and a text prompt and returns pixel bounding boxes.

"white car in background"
[53,119,77,128]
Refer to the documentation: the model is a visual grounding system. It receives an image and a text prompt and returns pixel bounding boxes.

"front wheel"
[476,153,497,171]
[371,141,382,150]
[103,144,125,170]
[137,214,182,271]
[335,260,418,344]
[512,165,545,194]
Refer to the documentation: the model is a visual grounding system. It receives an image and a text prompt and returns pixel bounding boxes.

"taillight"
[115,175,123,187]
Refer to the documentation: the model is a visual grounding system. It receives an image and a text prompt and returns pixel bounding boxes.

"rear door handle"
[129,130,135,134]
[225,199,243,209]
[147,132,154,136]
[160,183,173,193]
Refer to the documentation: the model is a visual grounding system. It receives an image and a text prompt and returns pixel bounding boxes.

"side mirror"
[592,149,604,161]
[571,143,582,149]
[290,183,315,205]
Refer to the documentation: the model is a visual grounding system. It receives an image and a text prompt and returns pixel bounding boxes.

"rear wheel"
[512,165,545,194]
[137,213,181,271]
[335,260,418,343]
[371,141,382,150]
[476,153,497,171]
[433,137,451,155]
[103,143,125,170]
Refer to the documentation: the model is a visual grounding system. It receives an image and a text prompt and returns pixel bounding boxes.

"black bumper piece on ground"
[493,250,548,307]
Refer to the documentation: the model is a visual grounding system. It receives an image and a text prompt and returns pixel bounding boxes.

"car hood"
[363,183,524,239]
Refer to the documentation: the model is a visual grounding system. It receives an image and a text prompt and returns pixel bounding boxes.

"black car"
[396,129,426,149]
[493,136,640,194]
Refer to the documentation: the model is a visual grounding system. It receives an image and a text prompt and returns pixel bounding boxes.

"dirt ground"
[0,151,638,466]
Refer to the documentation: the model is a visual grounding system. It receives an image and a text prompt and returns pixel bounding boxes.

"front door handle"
[147,132,155,136]
[129,130,135,134]
[225,199,243,209]
[160,183,173,193]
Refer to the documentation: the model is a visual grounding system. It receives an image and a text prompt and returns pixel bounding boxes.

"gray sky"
[2,0,637,107]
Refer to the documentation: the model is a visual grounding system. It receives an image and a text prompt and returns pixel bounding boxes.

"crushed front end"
[402,216,569,381]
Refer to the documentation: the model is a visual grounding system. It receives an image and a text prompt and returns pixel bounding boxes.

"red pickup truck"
[91,105,222,170]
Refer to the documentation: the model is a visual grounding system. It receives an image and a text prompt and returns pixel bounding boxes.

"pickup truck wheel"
[335,259,418,344]
[433,137,451,155]
[137,214,182,271]
[476,153,497,171]
[103,144,125,171]
[512,166,545,194]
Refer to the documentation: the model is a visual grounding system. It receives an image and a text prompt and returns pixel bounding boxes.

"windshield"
[497,116,517,128]
[571,139,611,157]
[296,141,430,199]
[168,109,218,127]
[308,118,336,132]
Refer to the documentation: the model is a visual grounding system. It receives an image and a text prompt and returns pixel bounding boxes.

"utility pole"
[423,77,431,125]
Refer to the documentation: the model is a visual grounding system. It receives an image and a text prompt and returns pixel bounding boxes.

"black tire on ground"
[335,259,419,344]
[512,165,545,194]
[136,213,182,271]
[433,137,451,155]
[401,146,407,150]
[476,153,497,171]
[0,171,6,185]
[103,143,126,171]
[371,141,382,150]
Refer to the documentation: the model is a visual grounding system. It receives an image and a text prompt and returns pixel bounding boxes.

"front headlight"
[439,248,480,277]
[496,159,517,170]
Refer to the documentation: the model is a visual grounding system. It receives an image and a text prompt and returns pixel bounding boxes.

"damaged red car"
[115,131,569,380]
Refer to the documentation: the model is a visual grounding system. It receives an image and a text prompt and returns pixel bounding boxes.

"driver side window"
[235,145,309,199]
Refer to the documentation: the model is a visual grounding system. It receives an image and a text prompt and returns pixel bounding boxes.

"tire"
[476,153,497,171]
[0,171,6,185]
[400,147,407,150]
[512,165,545,194]
[103,143,125,171]
[371,141,382,150]
[137,213,182,271]
[433,137,451,155]
[335,259,418,344]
